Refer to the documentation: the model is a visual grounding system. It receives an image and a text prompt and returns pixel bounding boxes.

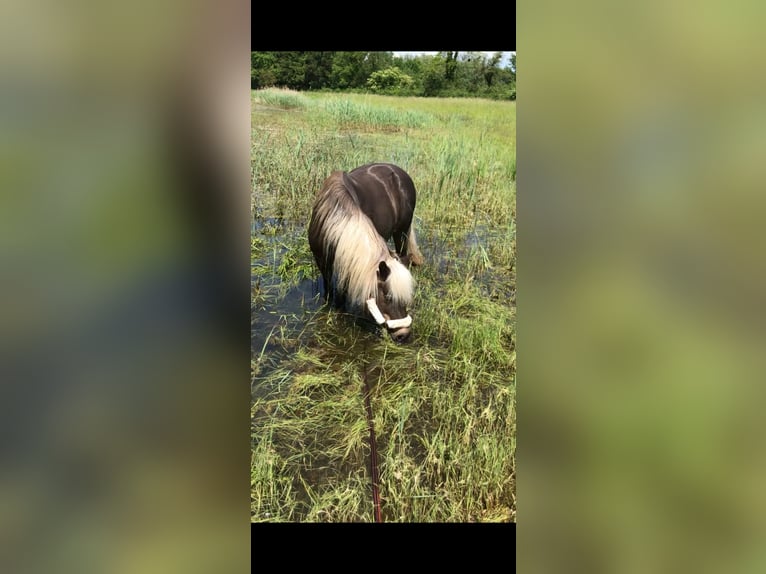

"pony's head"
[365,256,414,344]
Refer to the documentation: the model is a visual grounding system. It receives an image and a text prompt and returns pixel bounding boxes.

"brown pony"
[308,163,424,343]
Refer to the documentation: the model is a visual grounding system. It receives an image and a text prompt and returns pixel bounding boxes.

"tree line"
[251,51,516,100]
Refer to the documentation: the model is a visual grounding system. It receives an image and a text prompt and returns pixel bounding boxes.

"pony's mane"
[313,173,414,308]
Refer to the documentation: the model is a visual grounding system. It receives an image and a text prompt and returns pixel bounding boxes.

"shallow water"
[251,217,513,388]
[250,215,387,393]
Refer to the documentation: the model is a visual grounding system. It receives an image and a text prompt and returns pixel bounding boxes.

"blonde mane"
[311,174,414,308]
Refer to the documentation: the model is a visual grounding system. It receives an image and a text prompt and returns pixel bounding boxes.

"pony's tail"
[406,226,424,266]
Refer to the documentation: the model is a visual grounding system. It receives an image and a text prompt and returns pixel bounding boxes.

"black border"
[251,521,516,555]
[251,8,515,52]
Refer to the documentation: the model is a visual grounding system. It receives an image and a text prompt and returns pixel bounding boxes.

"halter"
[366,299,412,330]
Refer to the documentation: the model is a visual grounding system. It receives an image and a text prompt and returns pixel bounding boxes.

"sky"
[392,51,515,68]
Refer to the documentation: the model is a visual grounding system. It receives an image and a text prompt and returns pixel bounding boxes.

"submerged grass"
[251,89,515,522]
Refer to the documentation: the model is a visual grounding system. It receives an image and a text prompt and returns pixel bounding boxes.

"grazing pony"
[308,163,424,343]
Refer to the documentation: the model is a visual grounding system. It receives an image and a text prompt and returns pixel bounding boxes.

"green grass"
[253,87,310,109]
[251,89,515,522]
[320,98,433,131]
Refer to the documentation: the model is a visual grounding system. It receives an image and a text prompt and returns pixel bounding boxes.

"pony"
[308,163,424,343]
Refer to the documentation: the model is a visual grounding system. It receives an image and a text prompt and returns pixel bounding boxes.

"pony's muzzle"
[366,298,413,343]
[389,327,411,344]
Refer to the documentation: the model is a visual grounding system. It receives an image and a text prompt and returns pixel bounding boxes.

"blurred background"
[0,1,250,572]
[519,0,766,572]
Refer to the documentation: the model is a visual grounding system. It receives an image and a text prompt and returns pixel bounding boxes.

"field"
[251,88,516,522]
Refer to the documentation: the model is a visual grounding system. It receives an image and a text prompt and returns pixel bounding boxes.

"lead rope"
[362,364,383,523]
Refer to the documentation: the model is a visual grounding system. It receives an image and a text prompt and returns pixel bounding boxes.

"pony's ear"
[378,260,391,281]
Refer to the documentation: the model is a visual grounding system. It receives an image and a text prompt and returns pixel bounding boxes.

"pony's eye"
[385,293,393,302]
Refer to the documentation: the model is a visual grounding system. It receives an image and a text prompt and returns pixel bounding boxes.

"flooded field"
[251,90,515,522]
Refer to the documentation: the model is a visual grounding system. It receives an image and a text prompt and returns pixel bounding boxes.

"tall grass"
[320,99,433,131]
[251,89,515,522]
[253,88,309,109]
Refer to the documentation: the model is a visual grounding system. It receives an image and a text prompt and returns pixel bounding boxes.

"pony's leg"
[322,276,331,302]
[334,289,346,310]
[403,226,424,266]
[392,235,410,267]
[393,233,406,259]
[324,271,345,308]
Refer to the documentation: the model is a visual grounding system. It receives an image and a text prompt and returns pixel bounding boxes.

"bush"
[366,67,414,94]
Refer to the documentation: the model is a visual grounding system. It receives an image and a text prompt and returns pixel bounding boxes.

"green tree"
[483,52,503,87]
[366,67,414,94]
[304,51,335,90]
[272,52,306,89]
[396,55,423,78]
[330,52,367,89]
[453,51,487,94]
[251,52,278,89]
[421,55,446,96]
[440,51,459,81]
[330,52,394,89]
[251,50,516,99]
